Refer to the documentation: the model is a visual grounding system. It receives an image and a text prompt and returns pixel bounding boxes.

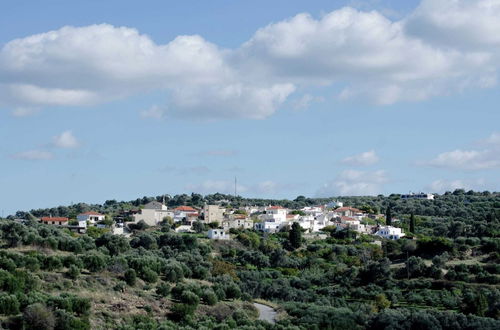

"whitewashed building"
[173,206,198,223]
[301,206,324,217]
[77,211,105,225]
[326,200,344,208]
[401,193,434,200]
[375,226,406,240]
[208,228,229,240]
[254,221,281,233]
[261,206,287,223]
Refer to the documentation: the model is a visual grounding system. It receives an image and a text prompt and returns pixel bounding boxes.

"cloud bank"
[423,132,500,170]
[426,178,486,193]
[1,0,499,119]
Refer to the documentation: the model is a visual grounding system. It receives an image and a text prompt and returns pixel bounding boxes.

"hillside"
[0,190,498,329]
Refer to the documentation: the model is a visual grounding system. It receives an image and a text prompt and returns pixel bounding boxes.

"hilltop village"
[1,190,499,329]
[24,194,433,241]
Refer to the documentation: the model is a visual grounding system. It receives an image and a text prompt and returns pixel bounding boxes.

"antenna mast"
[234,177,237,197]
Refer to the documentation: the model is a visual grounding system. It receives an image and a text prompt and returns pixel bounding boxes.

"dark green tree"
[289,222,302,250]
[385,207,392,226]
[156,282,171,297]
[192,221,205,233]
[124,268,137,286]
[410,212,416,233]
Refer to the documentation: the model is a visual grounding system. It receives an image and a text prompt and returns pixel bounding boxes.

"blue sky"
[1,0,500,215]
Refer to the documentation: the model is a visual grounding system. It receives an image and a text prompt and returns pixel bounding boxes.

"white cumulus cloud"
[52,130,79,148]
[0,24,294,120]
[341,150,379,166]
[1,1,500,118]
[425,149,500,170]
[405,0,500,49]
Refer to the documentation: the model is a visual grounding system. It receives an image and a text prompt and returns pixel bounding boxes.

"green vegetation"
[0,189,498,329]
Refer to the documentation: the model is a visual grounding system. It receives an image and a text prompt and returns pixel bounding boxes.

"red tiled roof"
[79,211,104,216]
[41,217,68,222]
[175,206,197,212]
[341,216,357,221]
[268,206,285,210]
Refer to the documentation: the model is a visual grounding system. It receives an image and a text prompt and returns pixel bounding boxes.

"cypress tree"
[289,222,302,249]
[410,212,416,233]
[385,207,392,226]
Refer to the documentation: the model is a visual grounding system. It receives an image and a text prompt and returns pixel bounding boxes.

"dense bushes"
[0,294,20,315]
[0,189,498,329]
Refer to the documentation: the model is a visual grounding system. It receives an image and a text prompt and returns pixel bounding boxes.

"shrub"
[113,282,126,292]
[180,290,200,306]
[67,265,80,280]
[80,252,107,272]
[141,268,158,284]
[23,303,56,330]
[0,294,20,315]
[54,309,91,330]
[156,282,171,297]
[170,303,196,321]
[224,282,242,300]
[201,289,218,306]
[124,269,137,286]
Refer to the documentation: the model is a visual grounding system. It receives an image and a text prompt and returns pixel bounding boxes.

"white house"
[254,221,281,233]
[401,193,434,200]
[173,206,199,222]
[375,226,405,240]
[77,211,105,225]
[207,228,229,240]
[133,201,170,226]
[301,206,324,217]
[326,200,344,208]
[261,206,287,223]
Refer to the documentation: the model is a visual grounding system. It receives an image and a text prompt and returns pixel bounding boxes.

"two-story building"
[77,211,105,226]
[173,206,198,223]
[202,205,225,224]
[375,226,405,240]
[133,201,171,226]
